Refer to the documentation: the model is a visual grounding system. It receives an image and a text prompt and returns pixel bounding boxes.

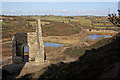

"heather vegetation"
[42,22,81,36]
[2,16,35,38]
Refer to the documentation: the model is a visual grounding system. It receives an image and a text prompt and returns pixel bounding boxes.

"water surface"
[44,42,68,47]
[86,34,112,40]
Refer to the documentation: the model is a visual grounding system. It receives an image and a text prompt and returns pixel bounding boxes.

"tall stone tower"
[35,19,45,63]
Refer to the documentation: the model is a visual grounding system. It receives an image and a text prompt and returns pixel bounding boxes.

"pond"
[86,34,112,40]
[44,42,68,47]
[6,42,68,52]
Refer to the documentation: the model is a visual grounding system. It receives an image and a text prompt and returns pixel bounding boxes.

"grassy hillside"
[42,22,81,36]
[19,32,120,80]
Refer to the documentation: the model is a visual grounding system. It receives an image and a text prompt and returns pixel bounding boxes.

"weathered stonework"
[35,20,45,63]
[12,19,45,64]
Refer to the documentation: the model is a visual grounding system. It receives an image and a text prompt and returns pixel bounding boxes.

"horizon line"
[1,14,108,17]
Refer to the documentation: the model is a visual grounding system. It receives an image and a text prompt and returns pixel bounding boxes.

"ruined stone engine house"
[12,20,45,64]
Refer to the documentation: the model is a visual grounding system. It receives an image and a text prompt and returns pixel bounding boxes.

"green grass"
[61,21,69,23]
[41,17,92,28]
[78,18,92,27]
[94,18,108,22]
[27,21,50,26]
[70,19,79,22]
[94,27,107,29]
[70,18,92,27]
[27,21,36,25]
[90,17,117,28]
[46,19,69,23]
[26,16,112,28]
[94,23,104,26]
[41,22,50,25]
[109,27,120,28]
[94,27,120,29]
[105,23,114,26]
[30,16,42,19]
[1,22,7,25]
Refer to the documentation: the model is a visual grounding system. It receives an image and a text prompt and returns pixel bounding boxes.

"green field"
[28,16,118,29]
[94,23,104,26]
[105,23,114,26]
[27,21,50,26]
[71,18,92,27]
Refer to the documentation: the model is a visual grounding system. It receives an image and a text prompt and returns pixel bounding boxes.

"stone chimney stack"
[35,19,45,63]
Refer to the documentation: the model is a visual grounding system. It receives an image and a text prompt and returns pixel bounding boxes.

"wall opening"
[23,45,29,63]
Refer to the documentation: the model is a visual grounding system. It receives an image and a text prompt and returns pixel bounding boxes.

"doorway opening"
[23,45,29,63]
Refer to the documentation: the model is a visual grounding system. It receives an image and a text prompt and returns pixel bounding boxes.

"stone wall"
[12,32,28,64]
[27,32,38,62]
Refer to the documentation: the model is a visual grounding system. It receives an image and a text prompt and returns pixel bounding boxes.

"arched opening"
[23,45,29,63]
[16,44,29,63]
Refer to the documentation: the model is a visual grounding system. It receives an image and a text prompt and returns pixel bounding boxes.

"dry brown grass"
[2,44,12,58]
[45,46,66,63]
